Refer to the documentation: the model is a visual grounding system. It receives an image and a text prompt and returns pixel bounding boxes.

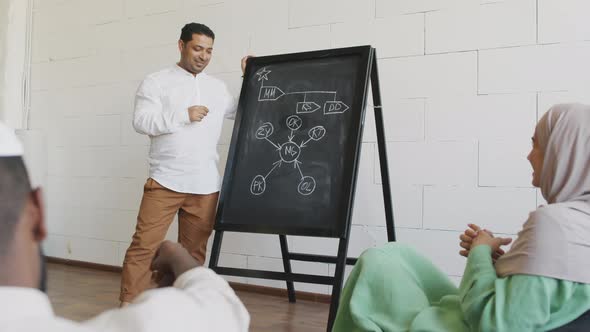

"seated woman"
[332,103,590,331]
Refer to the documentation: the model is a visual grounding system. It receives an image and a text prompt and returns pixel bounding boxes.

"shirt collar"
[0,287,54,321]
[174,63,208,80]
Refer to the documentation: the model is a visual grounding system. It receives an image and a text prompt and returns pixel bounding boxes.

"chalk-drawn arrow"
[259,86,285,101]
[324,101,349,115]
[295,160,304,177]
[296,101,321,114]
[265,160,282,179]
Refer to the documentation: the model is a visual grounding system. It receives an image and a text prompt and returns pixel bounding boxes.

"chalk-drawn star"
[256,68,271,81]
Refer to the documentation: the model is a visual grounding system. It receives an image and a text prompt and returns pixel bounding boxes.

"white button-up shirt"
[133,65,237,194]
[0,267,250,332]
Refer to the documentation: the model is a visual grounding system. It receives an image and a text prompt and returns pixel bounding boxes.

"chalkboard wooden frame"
[214,45,372,238]
[208,46,395,332]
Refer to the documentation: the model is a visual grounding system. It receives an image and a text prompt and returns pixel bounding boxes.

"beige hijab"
[495,103,590,283]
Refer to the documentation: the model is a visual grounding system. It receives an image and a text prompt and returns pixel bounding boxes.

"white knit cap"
[0,121,24,157]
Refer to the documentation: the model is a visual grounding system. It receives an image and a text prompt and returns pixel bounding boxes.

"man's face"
[25,189,48,292]
[178,33,214,74]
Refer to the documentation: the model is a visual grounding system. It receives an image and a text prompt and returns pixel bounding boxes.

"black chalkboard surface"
[210,46,395,331]
[216,46,373,238]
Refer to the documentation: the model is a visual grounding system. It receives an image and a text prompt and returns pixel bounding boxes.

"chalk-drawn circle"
[286,115,303,131]
[308,126,326,141]
[250,175,266,195]
[280,142,301,163]
[297,176,316,196]
[255,122,274,139]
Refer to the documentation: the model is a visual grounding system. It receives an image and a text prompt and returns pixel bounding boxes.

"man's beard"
[38,247,47,292]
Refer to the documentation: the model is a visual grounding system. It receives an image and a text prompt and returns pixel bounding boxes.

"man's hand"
[241,55,253,75]
[150,241,201,287]
[188,105,209,122]
[459,223,509,262]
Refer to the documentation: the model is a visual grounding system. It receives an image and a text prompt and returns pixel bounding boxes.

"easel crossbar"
[214,267,335,285]
[288,253,358,265]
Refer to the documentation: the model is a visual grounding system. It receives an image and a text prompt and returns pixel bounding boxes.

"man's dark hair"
[180,23,215,43]
[0,157,31,254]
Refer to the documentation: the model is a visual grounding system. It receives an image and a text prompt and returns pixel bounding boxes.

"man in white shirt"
[0,122,250,331]
[120,22,249,305]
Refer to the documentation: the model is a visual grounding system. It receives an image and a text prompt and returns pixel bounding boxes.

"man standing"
[120,22,249,305]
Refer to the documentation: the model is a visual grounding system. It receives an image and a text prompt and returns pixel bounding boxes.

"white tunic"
[0,267,250,332]
[133,65,236,194]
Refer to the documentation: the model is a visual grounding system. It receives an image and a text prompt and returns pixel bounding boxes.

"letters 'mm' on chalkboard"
[216,46,373,238]
[209,46,395,331]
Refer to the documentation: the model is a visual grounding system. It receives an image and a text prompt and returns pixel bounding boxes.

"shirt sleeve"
[132,76,191,136]
[459,245,587,331]
[223,84,238,120]
[82,267,250,332]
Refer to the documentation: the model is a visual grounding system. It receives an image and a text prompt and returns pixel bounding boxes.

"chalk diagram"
[249,67,349,196]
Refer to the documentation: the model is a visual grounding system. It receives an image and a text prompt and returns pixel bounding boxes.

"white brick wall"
[423,186,536,234]
[251,24,332,56]
[376,0,471,17]
[124,0,183,18]
[331,14,424,58]
[426,94,537,140]
[30,0,590,294]
[479,140,533,187]
[33,54,126,90]
[538,91,590,117]
[479,43,590,94]
[384,141,478,186]
[538,0,590,44]
[363,98,425,142]
[425,1,536,54]
[288,0,374,28]
[379,52,478,99]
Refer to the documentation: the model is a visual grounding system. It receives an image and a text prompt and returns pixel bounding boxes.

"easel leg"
[279,234,296,302]
[327,237,349,331]
[208,231,224,269]
[370,50,396,242]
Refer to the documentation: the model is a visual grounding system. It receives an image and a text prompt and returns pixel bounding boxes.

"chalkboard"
[216,46,372,238]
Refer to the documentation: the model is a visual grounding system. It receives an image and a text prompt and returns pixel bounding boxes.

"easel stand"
[209,49,395,332]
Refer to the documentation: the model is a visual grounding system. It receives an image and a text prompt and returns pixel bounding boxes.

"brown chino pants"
[119,178,219,302]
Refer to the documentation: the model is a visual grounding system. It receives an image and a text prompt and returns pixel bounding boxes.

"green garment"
[332,243,590,332]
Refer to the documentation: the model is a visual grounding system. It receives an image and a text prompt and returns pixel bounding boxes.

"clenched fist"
[188,105,209,122]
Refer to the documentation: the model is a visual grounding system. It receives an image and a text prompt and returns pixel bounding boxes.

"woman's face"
[527,136,544,188]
